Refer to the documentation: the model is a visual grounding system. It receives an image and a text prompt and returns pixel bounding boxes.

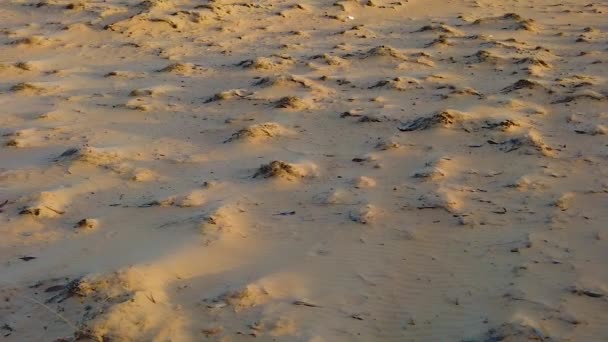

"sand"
[1,0,607,341]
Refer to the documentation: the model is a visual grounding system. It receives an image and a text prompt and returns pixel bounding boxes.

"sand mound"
[3,128,45,148]
[508,175,548,191]
[425,35,454,48]
[253,161,306,180]
[0,269,177,341]
[10,82,47,95]
[494,130,554,156]
[156,62,203,74]
[255,74,309,88]
[52,147,154,180]
[466,50,507,64]
[199,203,249,242]
[124,99,151,111]
[18,205,64,218]
[481,322,551,342]
[412,166,446,181]
[17,190,72,219]
[19,61,41,71]
[375,138,401,150]
[237,55,295,71]
[353,176,377,189]
[479,119,520,131]
[274,96,311,110]
[501,79,550,93]
[368,77,422,91]
[204,89,252,103]
[129,88,157,97]
[141,189,206,208]
[414,24,464,36]
[176,191,206,207]
[130,168,158,182]
[10,35,50,46]
[417,187,462,213]
[357,45,407,61]
[349,204,379,224]
[553,89,606,104]
[72,270,184,341]
[253,74,329,95]
[224,122,290,143]
[215,284,269,312]
[310,53,349,66]
[54,147,124,167]
[398,110,463,131]
[75,218,100,230]
[472,13,539,31]
[515,57,552,69]
[443,86,484,99]
[314,188,355,205]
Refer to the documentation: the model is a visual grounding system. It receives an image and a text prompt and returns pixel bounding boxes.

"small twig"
[146,293,157,304]
[44,206,65,215]
[293,300,321,308]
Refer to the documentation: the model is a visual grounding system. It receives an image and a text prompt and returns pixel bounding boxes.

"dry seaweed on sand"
[481,119,519,130]
[274,96,309,109]
[501,79,549,93]
[398,111,457,131]
[552,91,606,104]
[45,277,85,304]
[253,161,303,179]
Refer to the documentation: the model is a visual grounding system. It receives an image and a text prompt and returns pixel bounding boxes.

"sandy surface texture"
[1,0,607,341]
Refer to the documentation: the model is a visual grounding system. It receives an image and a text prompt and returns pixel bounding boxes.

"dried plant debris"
[414,24,464,36]
[412,166,446,180]
[75,218,99,229]
[481,119,520,131]
[253,74,317,89]
[44,277,85,303]
[491,131,553,156]
[466,50,505,64]
[19,206,65,217]
[567,285,606,298]
[375,138,401,150]
[53,147,122,166]
[553,90,606,104]
[472,13,538,31]
[253,161,303,180]
[501,79,550,93]
[398,110,460,131]
[368,77,422,91]
[236,55,294,70]
[425,35,454,48]
[10,82,46,94]
[515,57,552,68]
[274,96,309,110]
